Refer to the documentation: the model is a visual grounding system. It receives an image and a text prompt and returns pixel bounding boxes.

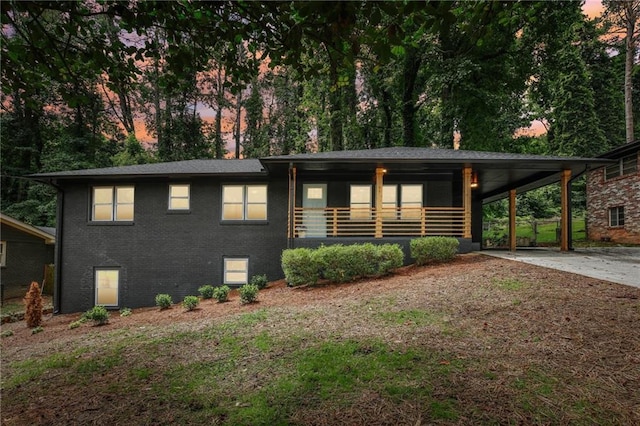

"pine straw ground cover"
[1,254,639,425]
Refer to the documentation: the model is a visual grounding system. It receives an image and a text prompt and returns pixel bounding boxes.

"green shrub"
[213,285,231,303]
[281,243,404,286]
[374,243,404,275]
[69,320,84,329]
[1,330,14,338]
[250,274,269,289]
[182,295,200,311]
[410,237,459,265]
[155,293,173,309]
[119,307,132,317]
[31,326,44,334]
[239,284,259,304]
[281,248,319,286]
[83,306,110,325]
[198,285,215,299]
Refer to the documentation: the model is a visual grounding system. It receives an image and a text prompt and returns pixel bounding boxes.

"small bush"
[182,295,200,311]
[198,285,215,299]
[83,306,110,325]
[1,330,14,338]
[213,285,231,302]
[281,248,319,286]
[155,293,173,309]
[24,281,43,328]
[410,237,459,265]
[120,307,132,317]
[31,326,44,334]
[375,243,404,275]
[69,320,84,329]
[239,284,259,304]
[250,274,269,290]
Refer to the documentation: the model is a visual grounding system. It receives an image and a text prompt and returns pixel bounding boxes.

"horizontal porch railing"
[293,207,466,238]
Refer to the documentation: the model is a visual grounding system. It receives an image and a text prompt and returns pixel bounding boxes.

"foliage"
[31,326,44,335]
[182,296,200,311]
[213,285,231,303]
[83,306,110,326]
[250,274,269,290]
[155,294,173,310]
[119,307,132,317]
[410,237,459,266]
[68,319,85,330]
[198,285,215,300]
[239,284,259,305]
[1,330,14,338]
[282,243,403,286]
[281,248,320,287]
[24,281,43,328]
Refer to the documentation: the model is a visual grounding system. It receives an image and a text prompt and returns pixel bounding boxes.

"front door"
[302,183,327,237]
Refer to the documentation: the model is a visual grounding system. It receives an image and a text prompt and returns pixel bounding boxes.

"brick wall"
[586,152,640,244]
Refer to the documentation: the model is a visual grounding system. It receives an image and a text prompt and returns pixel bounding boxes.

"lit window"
[95,269,119,307]
[382,185,397,219]
[401,184,423,219]
[92,186,134,221]
[224,258,248,284]
[609,206,625,227]
[350,185,372,219]
[0,241,6,267]
[169,184,190,210]
[222,185,267,220]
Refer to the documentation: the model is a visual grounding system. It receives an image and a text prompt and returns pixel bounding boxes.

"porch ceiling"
[260,147,613,203]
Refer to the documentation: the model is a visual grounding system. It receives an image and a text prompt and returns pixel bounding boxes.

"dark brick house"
[0,213,56,300]
[31,147,607,313]
[586,141,640,244]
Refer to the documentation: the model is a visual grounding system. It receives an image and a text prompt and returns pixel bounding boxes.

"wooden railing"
[293,207,466,238]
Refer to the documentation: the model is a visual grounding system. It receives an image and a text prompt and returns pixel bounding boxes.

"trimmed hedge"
[410,236,459,265]
[281,243,403,286]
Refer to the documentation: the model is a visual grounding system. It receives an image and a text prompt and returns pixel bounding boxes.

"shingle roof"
[30,159,265,179]
[262,147,598,163]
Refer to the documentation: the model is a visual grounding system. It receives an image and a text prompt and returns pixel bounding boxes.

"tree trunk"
[625,2,636,143]
[402,47,421,147]
[234,90,242,158]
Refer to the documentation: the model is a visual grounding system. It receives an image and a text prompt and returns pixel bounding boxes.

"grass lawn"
[484,217,586,246]
[1,254,639,425]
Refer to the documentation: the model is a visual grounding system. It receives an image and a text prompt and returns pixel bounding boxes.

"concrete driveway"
[482,247,640,288]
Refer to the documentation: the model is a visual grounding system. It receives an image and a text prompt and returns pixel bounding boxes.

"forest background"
[0,0,636,227]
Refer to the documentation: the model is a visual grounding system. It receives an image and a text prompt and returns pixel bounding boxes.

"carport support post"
[375,167,385,238]
[560,169,571,251]
[463,167,472,238]
[509,189,516,251]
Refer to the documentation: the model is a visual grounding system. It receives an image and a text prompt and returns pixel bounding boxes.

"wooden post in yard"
[560,169,571,251]
[509,189,516,251]
[375,167,385,238]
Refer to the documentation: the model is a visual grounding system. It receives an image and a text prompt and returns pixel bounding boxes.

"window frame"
[605,154,638,180]
[168,184,191,211]
[608,206,625,227]
[350,184,372,220]
[381,184,424,220]
[221,184,268,221]
[91,186,135,222]
[223,257,249,285]
[94,268,120,307]
[0,241,6,267]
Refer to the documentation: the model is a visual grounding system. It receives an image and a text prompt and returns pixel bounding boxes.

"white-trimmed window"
[95,269,119,307]
[350,184,372,219]
[401,184,423,219]
[224,258,248,285]
[0,241,6,267]
[609,206,625,227]
[222,185,267,220]
[169,184,190,210]
[605,155,638,180]
[92,186,135,221]
[382,184,423,219]
[381,185,398,219]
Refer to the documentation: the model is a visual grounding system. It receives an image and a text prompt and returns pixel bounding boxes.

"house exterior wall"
[586,151,640,244]
[0,223,54,299]
[57,176,289,313]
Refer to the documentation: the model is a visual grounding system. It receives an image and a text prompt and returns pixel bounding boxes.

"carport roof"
[261,147,612,203]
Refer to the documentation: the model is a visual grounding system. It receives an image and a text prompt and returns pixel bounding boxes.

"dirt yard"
[1,253,639,425]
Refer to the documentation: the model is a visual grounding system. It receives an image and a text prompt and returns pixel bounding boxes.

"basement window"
[609,206,625,227]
